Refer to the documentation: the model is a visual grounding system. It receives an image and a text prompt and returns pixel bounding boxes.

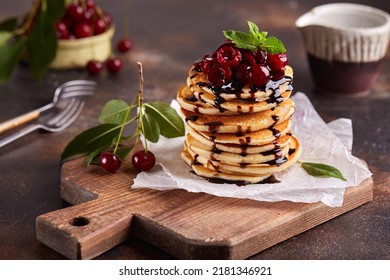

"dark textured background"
[0,0,389,259]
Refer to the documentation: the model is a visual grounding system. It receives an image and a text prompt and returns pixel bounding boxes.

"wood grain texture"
[36,157,373,260]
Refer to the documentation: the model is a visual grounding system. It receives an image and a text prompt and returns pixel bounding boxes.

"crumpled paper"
[132,92,372,207]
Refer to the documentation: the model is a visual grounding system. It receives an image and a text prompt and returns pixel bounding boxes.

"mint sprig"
[223,21,286,54]
[61,62,185,164]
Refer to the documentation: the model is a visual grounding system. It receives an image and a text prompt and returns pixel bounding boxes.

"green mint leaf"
[140,112,160,143]
[247,21,259,35]
[144,102,185,138]
[223,30,258,51]
[26,10,57,80]
[99,100,130,125]
[302,162,347,181]
[223,21,287,54]
[0,36,26,84]
[61,123,121,161]
[263,36,287,54]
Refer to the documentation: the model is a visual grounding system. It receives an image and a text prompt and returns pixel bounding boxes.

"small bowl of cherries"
[50,0,130,72]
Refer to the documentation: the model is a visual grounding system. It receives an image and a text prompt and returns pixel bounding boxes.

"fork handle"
[0,110,40,134]
[0,124,39,148]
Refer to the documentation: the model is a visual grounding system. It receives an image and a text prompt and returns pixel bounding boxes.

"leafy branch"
[61,62,185,164]
[0,0,65,83]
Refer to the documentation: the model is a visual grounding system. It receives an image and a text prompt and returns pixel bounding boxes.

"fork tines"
[47,98,85,131]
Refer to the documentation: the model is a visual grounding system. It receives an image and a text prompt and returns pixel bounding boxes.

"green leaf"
[61,123,121,161]
[84,144,135,165]
[223,21,287,54]
[99,100,130,125]
[301,162,347,181]
[0,17,18,31]
[248,21,259,36]
[26,11,57,80]
[144,102,185,138]
[0,31,13,47]
[84,147,107,165]
[46,0,66,23]
[263,36,287,54]
[115,145,135,160]
[223,30,258,51]
[0,36,27,84]
[140,112,160,143]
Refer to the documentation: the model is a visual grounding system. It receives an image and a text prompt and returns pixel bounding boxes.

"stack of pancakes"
[177,65,301,184]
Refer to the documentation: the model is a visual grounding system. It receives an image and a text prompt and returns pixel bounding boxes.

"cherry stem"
[136,62,148,154]
[112,64,141,154]
[80,0,87,10]
[13,0,41,36]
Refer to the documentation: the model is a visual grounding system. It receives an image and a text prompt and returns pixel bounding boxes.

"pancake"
[185,135,301,176]
[178,83,292,115]
[185,128,292,154]
[187,118,292,146]
[186,135,291,165]
[181,147,272,184]
[183,98,295,134]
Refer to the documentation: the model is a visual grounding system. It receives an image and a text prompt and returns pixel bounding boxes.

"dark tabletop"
[0,0,389,260]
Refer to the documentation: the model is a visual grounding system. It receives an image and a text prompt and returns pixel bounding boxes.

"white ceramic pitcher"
[296,3,390,95]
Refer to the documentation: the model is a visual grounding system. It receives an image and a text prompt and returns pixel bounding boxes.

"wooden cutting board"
[36,157,373,260]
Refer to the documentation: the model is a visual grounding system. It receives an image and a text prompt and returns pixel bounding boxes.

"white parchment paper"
[132,92,372,207]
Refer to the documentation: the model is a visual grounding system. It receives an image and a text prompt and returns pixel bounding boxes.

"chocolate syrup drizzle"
[195,72,293,113]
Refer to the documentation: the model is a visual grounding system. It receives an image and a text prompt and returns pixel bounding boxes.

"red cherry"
[93,18,107,35]
[267,53,288,71]
[102,12,112,27]
[240,51,256,66]
[85,0,96,10]
[81,9,94,22]
[66,4,84,22]
[99,151,121,173]
[216,40,236,50]
[74,22,92,38]
[106,57,123,73]
[271,68,286,81]
[117,39,133,53]
[55,21,70,39]
[86,60,103,75]
[207,64,232,86]
[194,53,215,74]
[60,17,74,31]
[256,50,267,64]
[132,150,156,172]
[233,64,252,85]
[216,46,242,67]
[251,64,270,87]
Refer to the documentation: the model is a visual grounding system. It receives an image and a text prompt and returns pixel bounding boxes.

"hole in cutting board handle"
[70,216,90,227]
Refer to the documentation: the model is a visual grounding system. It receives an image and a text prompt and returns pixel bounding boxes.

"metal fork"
[0,80,95,134]
[0,98,85,148]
